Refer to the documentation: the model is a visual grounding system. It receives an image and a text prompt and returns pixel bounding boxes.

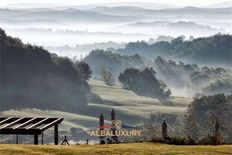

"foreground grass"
[0,143,231,155]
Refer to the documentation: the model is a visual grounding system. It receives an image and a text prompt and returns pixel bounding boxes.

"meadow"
[0,143,231,155]
[0,79,192,143]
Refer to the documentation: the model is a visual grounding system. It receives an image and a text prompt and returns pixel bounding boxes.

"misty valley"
[0,3,232,146]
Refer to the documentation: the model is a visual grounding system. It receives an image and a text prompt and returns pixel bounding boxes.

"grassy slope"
[0,79,192,142]
[89,79,191,115]
[0,143,231,155]
[1,79,192,126]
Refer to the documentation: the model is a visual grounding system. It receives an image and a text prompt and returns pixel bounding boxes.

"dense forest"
[117,34,232,67]
[0,28,94,112]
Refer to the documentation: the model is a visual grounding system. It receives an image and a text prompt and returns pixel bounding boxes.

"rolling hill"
[0,79,192,144]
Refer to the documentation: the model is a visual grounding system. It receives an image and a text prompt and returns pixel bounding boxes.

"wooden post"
[99,113,105,144]
[34,134,38,145]
[54,124,58,145]
[16,134,18,144]
[162,120,168,140]
[111,109,118,142]
[215,120,220,144]
[41,132,44,145]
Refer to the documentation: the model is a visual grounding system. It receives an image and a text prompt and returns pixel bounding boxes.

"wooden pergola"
[0,117,63,145]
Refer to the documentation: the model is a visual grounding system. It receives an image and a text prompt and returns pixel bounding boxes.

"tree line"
[117,34,232,67]
[0,28,93,112]
[144,94,232,144]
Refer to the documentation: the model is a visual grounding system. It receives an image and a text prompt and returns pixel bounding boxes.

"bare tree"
[101,67,115,86]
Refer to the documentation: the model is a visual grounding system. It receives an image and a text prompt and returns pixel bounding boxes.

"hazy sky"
[0,0,231,8]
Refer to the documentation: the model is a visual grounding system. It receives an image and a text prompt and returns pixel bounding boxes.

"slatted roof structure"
[0,117,63,145]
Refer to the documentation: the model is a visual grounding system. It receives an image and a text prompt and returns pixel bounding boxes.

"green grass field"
[0,143,231,155]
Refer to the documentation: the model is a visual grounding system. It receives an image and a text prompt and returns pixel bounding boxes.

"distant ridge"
[204,0,232,8]
[5,2,178,10]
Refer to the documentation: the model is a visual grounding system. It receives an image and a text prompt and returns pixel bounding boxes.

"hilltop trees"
[119,68,171,100]
[118,34,232,67]
[84,49,145,79]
